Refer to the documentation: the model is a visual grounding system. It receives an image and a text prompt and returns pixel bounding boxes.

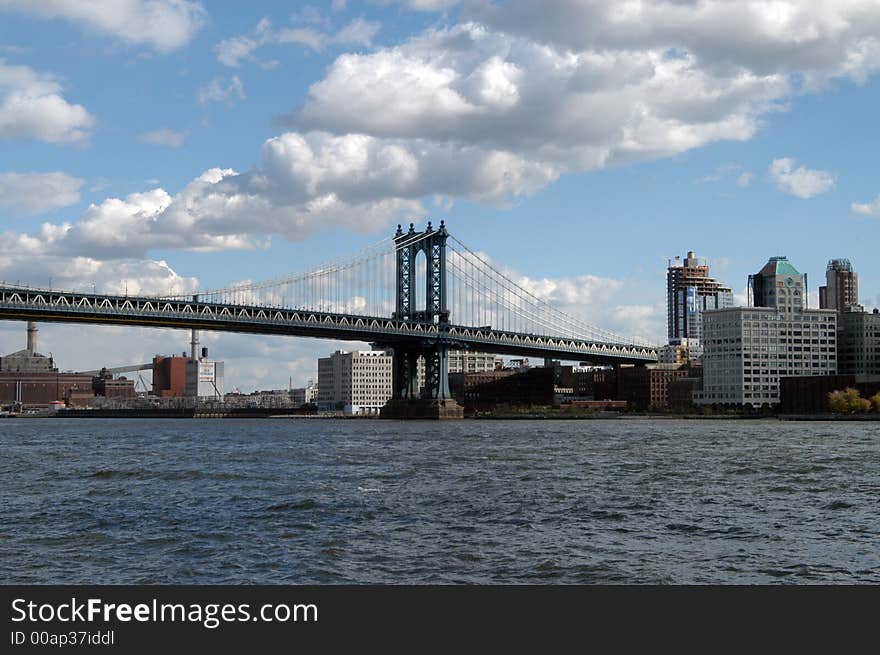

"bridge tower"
[381,221,463,419]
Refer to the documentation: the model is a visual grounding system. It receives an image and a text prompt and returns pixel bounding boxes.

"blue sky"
[2,1,879,390]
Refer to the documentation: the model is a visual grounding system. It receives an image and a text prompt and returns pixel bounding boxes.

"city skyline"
[2,1,880,391]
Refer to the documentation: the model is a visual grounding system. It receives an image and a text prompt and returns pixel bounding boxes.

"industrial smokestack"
[26,321,37,354]
[190,329,199,361]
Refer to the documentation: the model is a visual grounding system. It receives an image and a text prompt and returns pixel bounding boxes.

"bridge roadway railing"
[0,286,658,363]
[444,325,657,362]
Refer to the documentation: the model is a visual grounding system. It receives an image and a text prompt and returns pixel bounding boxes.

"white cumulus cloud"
[851,195,880,217]
[0,59,94,144]
[769,158,835,199]
[275,2,880,211]
[0,229,198,296]
[7,0,880,308]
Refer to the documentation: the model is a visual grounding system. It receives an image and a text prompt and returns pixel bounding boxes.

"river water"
[0,418,877,584]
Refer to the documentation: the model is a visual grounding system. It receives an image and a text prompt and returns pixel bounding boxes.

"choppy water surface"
[1,418,877,584]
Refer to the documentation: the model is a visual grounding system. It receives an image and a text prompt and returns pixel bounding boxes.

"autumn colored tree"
[828,388,870,413]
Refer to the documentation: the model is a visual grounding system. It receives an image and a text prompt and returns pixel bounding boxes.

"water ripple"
[1,418,878,584]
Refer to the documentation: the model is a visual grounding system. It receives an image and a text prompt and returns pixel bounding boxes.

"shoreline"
[3,409,879,421]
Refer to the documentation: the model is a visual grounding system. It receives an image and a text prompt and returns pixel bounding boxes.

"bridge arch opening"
[414,248,427,318]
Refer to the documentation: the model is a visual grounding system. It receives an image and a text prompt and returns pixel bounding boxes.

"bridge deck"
[0,286,657,364]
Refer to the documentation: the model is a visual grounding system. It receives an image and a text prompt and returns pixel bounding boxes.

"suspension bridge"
[0,222,658,418]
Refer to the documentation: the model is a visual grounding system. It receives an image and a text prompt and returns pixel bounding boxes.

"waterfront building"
[0,371,94,407]
[317,350,393,415]
[779,374,880,414]
[93,375,136,399]
[185,356,224,400]
[698,256,837,407]
[447,351,496,374]
[819,258,858,310]
[152,355,188,397]
[667,363,703,411]
[0,323,93,406]
[666,251,734,357]
[617,363,689,410]
[291,382,319,406]
[152,347,224,400]
[837,308,880,376]
[315,350,495,414]
[0,322,54,372]
[228,389,298,408]
[453,367,555,412]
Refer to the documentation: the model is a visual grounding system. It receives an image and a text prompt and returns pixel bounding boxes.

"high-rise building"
[819,258,858,311]
[317,350,393,415]
[748,255,807,311]
[698,256,837,407]
[666,251,734,352]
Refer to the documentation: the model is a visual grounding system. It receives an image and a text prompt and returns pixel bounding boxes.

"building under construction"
[666,251,734,354]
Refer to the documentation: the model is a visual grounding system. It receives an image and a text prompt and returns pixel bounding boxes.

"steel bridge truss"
[0,285,658,363]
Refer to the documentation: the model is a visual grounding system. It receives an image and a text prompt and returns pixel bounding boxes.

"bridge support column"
[381,221,463,419]
[392,347,420,400]
[423,345,451,400]
[381,344,463,419]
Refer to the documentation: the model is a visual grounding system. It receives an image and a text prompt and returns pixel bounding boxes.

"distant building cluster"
[303,250,879,416]
[224,383,318,409]
[670,252,879,411]
[0,326,226,412]
[316,349,499,415]
[696,256,838,406]
[0,322,134,410]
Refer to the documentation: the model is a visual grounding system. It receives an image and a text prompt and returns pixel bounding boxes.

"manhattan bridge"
[0,222,658,418]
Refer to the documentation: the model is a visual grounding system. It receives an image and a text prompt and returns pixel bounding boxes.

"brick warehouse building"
[0,371,95,406]
[779,375,880,413]
[617,364,689,411]
[1,322,95,406]
[152,355,188,397]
